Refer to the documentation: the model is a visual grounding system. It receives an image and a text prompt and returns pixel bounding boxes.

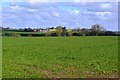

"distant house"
[33,29,37,32]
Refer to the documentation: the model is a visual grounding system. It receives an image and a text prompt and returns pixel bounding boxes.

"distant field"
[2,30,45,34]
[2,36,118,78]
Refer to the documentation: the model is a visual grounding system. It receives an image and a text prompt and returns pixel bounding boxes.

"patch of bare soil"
[13,63,118,78]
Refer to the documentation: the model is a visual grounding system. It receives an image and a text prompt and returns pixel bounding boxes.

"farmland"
[2,36,118,78]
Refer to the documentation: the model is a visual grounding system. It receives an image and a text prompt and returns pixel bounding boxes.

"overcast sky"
[1,0,118,31]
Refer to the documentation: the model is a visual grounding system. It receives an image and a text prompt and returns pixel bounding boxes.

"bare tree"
[79,28,89,36]
[91,24,105,36]
[56,26,62,36]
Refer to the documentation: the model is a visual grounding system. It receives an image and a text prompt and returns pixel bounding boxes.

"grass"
[2,36,118,78]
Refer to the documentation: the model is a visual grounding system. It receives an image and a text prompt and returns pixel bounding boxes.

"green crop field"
[2,36,118,78]
[2,30,45,35]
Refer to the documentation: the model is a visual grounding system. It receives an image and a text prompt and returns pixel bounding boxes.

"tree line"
[46,24,119,36]
[1,24,120,37]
